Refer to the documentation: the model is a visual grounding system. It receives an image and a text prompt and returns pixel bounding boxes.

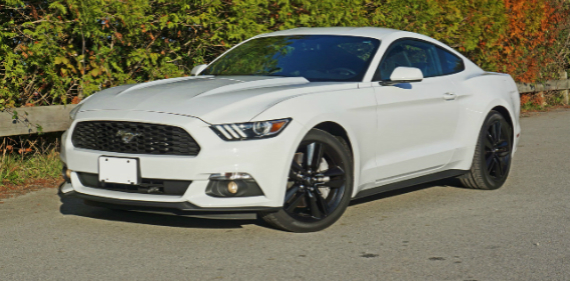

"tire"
[460,110,513,190]
[261,129,353,232]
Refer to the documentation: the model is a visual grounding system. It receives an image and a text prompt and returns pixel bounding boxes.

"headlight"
[210,118,291,141]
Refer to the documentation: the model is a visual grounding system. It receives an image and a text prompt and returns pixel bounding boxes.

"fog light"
[206,173,264,197]
[228,181,238,194]
[62,165,72,183]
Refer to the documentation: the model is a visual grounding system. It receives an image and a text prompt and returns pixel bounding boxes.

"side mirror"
[380,67,423,86]
[191,64,208,76]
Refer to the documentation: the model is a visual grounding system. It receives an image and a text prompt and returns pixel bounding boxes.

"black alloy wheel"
[285,141,347,221]
[485,119,511,180]
[261,129,353,232]
[460,111,513,190]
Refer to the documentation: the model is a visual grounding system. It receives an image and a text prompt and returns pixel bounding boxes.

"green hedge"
[0,0,567,109]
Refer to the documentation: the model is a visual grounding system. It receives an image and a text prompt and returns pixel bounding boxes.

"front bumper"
[61,110,303,210]
[59,186,280,219]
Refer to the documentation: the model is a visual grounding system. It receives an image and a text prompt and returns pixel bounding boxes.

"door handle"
[443,92,456,100]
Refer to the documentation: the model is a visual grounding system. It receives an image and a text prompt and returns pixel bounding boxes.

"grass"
[0,134,63,199]
[1,148,61,184]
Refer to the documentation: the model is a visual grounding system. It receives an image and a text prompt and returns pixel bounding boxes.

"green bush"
[0,0,567,109]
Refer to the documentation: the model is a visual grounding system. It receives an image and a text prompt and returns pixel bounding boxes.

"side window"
[436,47,465,75]
[374,39,444,81]
[376,43,413,81]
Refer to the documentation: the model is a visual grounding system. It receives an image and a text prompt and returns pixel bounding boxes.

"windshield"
[201,35,380,82]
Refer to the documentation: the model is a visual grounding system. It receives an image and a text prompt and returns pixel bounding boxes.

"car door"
[371,39,461,183]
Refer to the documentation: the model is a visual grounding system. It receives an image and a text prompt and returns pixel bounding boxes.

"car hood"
[80,76,355,124]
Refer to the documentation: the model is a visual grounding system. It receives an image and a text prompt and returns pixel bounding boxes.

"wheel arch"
[491,105,515,143]
[313,121,353,158]
[453,98,518,172]
[306,120,363,196]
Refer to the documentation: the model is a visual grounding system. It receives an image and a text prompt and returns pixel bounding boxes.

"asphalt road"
[1,110,570,281]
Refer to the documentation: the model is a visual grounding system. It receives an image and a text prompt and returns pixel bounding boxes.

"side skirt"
[353,169,468,200]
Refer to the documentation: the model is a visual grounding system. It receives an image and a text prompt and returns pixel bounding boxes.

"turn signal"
[270,121,287,133]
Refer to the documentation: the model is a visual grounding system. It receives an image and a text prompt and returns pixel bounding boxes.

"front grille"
[77,172,191,196]
[71,121,200,156]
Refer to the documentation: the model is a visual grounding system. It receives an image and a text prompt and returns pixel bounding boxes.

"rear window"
[436,47,465,75]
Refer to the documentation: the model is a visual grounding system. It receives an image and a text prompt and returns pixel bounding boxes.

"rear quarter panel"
[451,71,521,170]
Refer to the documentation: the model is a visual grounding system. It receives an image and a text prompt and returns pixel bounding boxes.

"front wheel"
[261,129,353,232]
[460,111,513,190]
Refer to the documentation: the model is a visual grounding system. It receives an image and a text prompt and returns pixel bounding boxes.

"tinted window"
[436,47,465,75]
[202,35,380,82]
[375,40,443,81]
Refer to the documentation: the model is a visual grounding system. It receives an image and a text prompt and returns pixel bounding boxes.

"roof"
[257,27,403,40]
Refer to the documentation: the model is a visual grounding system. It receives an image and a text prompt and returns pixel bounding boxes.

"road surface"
[1,110,569,280]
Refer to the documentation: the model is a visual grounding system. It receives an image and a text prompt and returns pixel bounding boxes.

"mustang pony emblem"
[116,130,141,143]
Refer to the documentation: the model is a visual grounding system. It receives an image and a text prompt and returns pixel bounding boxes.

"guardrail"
[1,77,569,137]
[1,105,77,137]
[517,79,570,93]
[518,77,570,105]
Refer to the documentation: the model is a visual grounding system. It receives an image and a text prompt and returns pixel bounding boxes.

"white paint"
[61,27,521,213]
[390,67,424,82]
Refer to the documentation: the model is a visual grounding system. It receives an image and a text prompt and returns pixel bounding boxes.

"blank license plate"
[99,157,138,185]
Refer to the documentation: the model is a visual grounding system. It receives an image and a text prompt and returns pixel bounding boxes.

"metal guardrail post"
[562,70,569,105]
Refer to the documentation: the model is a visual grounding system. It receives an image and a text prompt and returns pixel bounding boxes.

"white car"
[59,27,521,232]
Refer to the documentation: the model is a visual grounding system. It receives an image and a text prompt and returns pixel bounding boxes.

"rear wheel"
[460,111,513,190]
[261,129,353,232]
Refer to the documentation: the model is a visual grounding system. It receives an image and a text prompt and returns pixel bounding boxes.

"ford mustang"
[59,27,521,232]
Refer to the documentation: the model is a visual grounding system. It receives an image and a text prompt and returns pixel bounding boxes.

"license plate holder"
[98,156,139,185]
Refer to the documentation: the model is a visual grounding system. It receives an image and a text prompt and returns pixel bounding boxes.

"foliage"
[365,0,508,72]
[0,134,61,185]
[1,0,568,109]
[555,1,570,77]
[491,0,567,82]
[520,91,568,112]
